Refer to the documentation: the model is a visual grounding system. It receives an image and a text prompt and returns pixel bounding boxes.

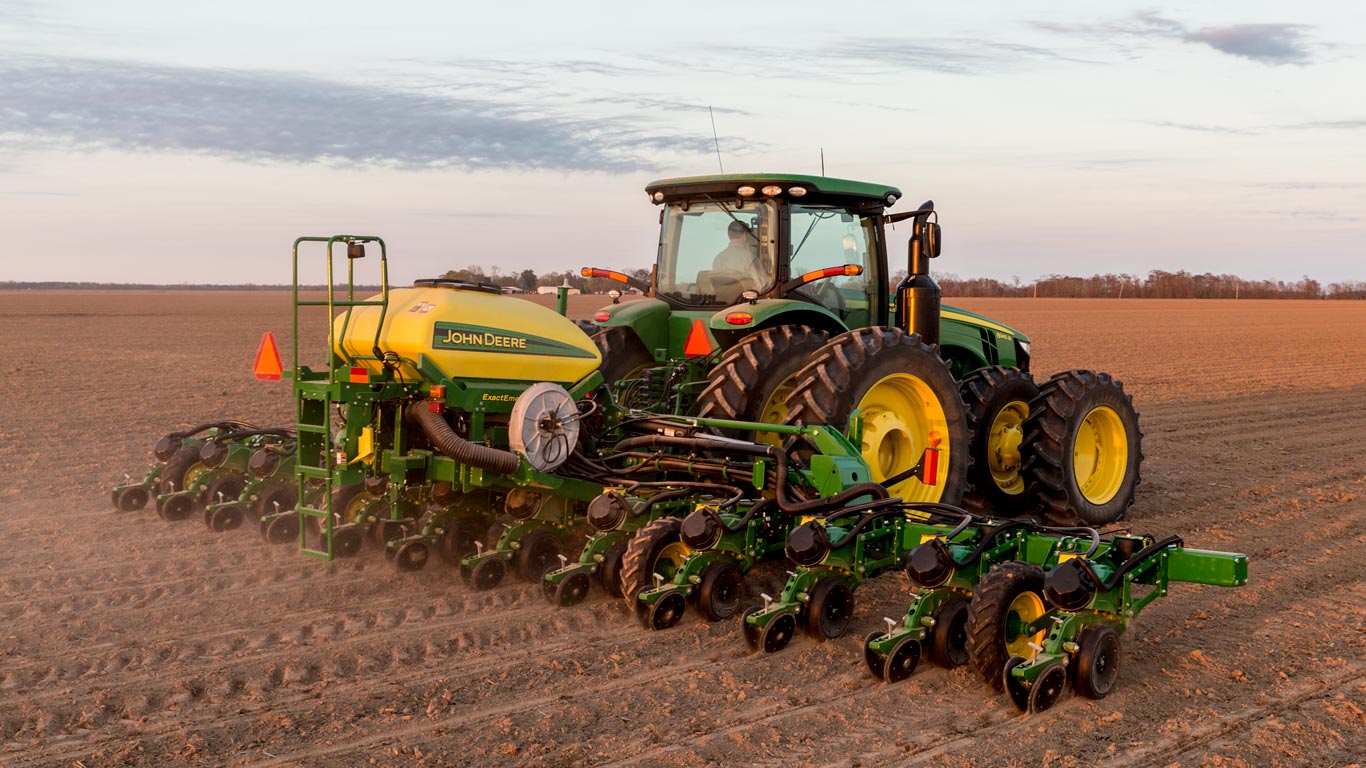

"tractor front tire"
[592,327,654,393]
[960,366,1038,515]
[1023,370,1142,525]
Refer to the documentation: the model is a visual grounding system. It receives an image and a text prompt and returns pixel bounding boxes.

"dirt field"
[1,292,1363,767]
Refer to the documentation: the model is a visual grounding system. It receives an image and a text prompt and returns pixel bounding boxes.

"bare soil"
[0,292,1363,767]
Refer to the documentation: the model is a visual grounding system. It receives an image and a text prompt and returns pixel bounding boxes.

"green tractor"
[583,173,1139,522]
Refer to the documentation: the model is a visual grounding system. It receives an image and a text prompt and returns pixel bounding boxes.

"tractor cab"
[646,174,896,330]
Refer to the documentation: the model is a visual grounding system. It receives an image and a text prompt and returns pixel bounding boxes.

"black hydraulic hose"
[612,434,888,514]
[414,403,521,475]
[174,420,260,438]
[699,497,777,535]
[1077,534,1185,593]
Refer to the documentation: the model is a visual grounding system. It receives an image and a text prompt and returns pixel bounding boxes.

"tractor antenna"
[820,147,825,176]
[709,106,724,173]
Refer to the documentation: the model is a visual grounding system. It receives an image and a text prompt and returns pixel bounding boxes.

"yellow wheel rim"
[755,374,801,448]
[341,490,378,524]
[857,373,949,503]
[987,401,1029,496]
[1004,591,1046,660]
[1073,406,1128,505]
[183,463,210,493]
[657,541,692,579]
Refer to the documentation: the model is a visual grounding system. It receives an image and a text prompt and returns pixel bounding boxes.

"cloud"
[1147,120,1261,136]
[1036,13,1316,66]
[0,54,716,171]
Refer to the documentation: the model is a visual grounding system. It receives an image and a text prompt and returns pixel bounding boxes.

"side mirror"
[921,222,942,259]
[347,241,367,260]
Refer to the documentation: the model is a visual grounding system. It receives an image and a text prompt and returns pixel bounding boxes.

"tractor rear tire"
[966,560,1048,689]
[593,327,654,392]
[1023,370,1142,525]
[695,325,829,443]
[785,327,970,504]
[620,517,687,610]
[960,366,1038,516]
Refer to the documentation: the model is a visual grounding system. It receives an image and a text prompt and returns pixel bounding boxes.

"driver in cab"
[712,220,765,291]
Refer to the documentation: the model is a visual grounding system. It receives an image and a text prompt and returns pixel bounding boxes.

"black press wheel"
[883,637,922,683]
[646,591,687,631]
[759,612,796,654]
[863,631,886,678]
[203,474,247,510]
[333,525,364,558]
[554,571,592,607]
[468,557,507,591]
[696,561,744,622]
[209,504,245,532]
[514,530,563,582]
[804,578,855,640]
[437,520,481,565]
[1073,624,1122,699]
[741,606,762,650]
[930,599,970,668]
[1003,656,1031,711]
[159,494,195,522]
[264,513,299,545]
[598,540,628,598]
[114,486,150,512]
[392,540,430,572]
[1028,662,1068,714]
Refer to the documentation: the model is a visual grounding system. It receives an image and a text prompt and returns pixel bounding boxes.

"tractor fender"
[707,299,847,348]
[592,298,670,360]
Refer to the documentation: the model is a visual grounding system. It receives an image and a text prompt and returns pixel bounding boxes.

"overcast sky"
[1,1,1362,285]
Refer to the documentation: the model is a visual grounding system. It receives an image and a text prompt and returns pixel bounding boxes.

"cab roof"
[645,173,902,210]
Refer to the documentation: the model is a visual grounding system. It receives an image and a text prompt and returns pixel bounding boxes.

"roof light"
[725,312,753,326]
[760,185,782,196]
[737,186,756,196]
[788,186,807,197]
[652,191,664,202]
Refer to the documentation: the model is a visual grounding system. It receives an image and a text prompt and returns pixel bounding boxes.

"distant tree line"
[6,268,1363,298]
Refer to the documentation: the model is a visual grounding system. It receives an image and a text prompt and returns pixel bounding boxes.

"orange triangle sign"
[683,319,713,358]
[254,331,283,381]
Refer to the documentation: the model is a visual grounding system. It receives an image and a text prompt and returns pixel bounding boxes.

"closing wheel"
[863,631,886,678]
[759,612,796,654]
[159,494,195,522]
[332,525,364,559]
[1028,663,1068,714]
[1003,657,1031,712]
[959,366,1038,514]
[264,513,299,545]
[805,578,856,640]
[1024,370,1142,525]
[468,557,507,591]
[883,637,922,683]
[554,571,592,607]
[647,591,687,631]
[515,530,563,582]
[1073,625,1122,699]
[114,486,150,512]
[967,561,1048,689]
[696,561,744,622]
[784,327,969,504]
[598,540,628,598]
[392,540,430,572]
[741,606,762,650]
[930,599,970,668]
[208,504,245,532]
[694,325,830,445]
